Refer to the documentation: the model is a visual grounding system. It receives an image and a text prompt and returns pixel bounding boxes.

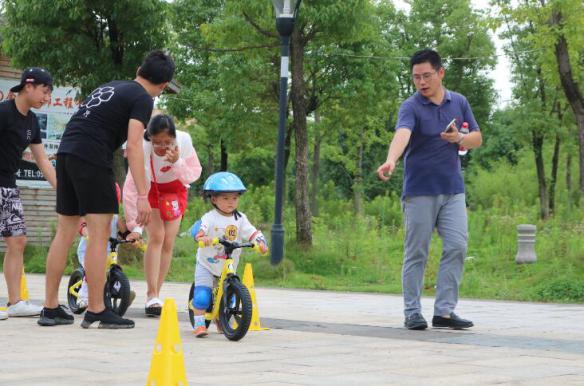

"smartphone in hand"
[443,118,457,133]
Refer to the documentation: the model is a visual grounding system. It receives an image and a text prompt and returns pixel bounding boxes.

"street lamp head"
[272,0,301,37]
[272,0,300,18]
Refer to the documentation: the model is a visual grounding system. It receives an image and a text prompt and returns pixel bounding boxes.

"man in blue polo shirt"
[377,49,483,330]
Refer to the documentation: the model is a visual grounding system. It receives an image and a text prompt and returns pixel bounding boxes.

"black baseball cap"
[10,67,54,93]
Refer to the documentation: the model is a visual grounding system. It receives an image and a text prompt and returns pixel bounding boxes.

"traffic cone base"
[146,298,188,385]
[242,263,269,331]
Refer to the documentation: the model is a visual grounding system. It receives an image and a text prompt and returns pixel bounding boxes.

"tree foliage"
[6,0,581,243]
[2,0,169,96]
[2,0,170,187]
[166,0,500,242]
[494,0,583,217]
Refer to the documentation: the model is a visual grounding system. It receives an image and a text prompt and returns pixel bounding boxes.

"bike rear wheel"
[219,279,252,341]
[67,268,86,314]
[104,267,131,316]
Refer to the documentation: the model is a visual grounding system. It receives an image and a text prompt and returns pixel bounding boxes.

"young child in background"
[76,183,140,308]
[191,172,268,337]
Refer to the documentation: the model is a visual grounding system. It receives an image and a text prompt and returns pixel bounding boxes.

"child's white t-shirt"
[196,209,260,277]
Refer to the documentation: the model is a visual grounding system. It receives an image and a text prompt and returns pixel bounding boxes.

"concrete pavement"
[1,273,583,385]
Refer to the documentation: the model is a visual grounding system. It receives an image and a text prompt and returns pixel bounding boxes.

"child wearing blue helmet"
[190,171,268,337]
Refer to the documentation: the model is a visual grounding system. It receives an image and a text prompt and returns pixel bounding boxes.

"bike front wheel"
[67,268,86,314]
[219,279,252,341]
[104,267,131,316]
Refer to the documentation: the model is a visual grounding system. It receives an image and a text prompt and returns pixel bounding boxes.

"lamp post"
[270,0,301,265]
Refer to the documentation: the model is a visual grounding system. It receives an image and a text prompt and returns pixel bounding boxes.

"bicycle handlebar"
[108,237,147,251]
[197,237,264,255]
[109,237,136,245]
[197,237,220,248]
[198,237,256,249]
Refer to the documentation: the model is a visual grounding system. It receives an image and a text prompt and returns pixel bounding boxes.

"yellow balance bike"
[188,237,260,341]
[68,237,141,316]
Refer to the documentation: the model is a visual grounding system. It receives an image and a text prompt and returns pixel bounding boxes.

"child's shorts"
[194,263,216,288]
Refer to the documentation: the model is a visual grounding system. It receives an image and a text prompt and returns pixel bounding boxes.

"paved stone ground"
[1,273,584,385]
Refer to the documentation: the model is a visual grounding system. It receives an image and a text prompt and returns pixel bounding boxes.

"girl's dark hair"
[144,114,176,141]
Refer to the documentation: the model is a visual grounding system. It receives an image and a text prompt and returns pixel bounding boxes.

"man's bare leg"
[84,213,112,313]
[44,215,80,308]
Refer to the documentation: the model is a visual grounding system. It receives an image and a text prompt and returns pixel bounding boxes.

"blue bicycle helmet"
[203,172,247,196]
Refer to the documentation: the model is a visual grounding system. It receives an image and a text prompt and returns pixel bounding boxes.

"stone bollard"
[515,224,537,264]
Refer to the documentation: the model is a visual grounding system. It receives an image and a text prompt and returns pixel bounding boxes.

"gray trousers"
[402,194,467,318]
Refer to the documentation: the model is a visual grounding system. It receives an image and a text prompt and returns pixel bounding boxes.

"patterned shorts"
[0,187,27,238]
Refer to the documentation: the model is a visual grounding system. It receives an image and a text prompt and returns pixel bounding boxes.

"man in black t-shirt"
[0,68,56,320]
[39,50,175,329]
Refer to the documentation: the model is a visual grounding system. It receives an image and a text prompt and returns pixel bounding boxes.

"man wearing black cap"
[39,50,175,329]
[0,68,56,321]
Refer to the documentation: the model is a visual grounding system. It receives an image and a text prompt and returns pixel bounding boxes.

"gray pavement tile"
[263,317,584,355]
[2,274,584,385]
[521,375,584,385]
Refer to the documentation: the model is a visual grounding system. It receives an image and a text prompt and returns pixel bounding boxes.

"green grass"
[14,152,584,304]
[19,199,583,304]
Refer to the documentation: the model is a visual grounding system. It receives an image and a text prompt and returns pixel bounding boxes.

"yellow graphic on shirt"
[225,225,238,241]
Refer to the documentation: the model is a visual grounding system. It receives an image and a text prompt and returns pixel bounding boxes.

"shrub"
[536,279,584,302]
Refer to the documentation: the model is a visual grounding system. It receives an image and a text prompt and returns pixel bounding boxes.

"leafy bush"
[536,279,584,302]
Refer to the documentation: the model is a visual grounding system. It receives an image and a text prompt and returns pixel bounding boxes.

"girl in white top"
[124,114,202,316]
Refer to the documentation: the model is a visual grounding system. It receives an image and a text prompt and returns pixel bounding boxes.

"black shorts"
[56,153,118,216]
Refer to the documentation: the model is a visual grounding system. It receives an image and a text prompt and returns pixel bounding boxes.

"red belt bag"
[150,156,184,221]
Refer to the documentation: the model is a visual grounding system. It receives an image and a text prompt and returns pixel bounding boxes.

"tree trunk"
[566,151,572,192]
[310,111,321,216]
[106,18,123,65]
[548,133,560,215]
[550,11,584,192]
[112,149,127,189]
[353,141,364,216]
[579,118,584,193]
[532,58,549,219]
[220,138,228,171]
[290,27,312,246]
[206,144,214,176]
[532,131,549,219]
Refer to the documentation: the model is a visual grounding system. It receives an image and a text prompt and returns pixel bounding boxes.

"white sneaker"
[77,281,89,309]
[0,309,7,320]
[7,300,43,317]
[76,298,88,309]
